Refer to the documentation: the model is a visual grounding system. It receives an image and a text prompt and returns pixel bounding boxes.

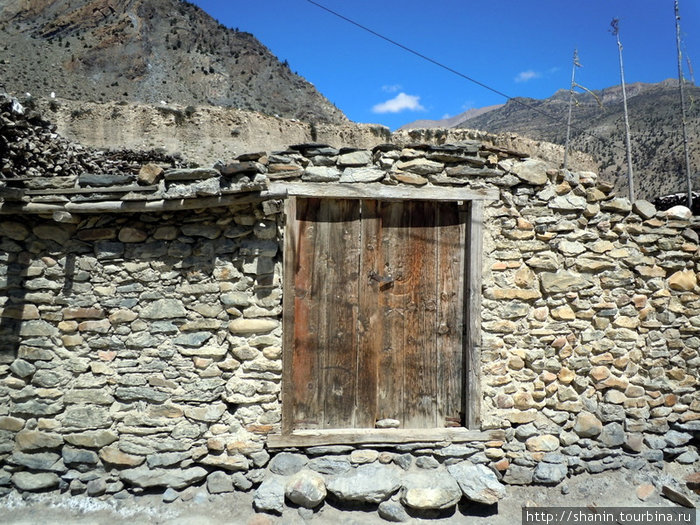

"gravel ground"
[1,463,697,524]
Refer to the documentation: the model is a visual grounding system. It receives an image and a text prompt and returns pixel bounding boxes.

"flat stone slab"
[400,470,462,510]
[119,466,208,489]
[326,464,401,504]
[448,462,506,504]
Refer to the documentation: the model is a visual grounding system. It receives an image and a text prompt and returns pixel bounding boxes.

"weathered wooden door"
[283,197,466,431]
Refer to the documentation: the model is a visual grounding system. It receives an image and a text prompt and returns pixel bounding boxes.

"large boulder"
[447,462,506,505]
[326,464,401,504]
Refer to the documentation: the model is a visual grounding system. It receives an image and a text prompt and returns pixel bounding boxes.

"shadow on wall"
[0,246,30,367]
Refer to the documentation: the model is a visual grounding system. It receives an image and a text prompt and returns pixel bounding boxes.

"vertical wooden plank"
[281,197,297,435]
[436,203,467,427]
[401,201,439,428]
[466,201,483,429]
[356,200,379,428]
[288,198,324,429]
[375,201,407,426]
[322,199,361,428]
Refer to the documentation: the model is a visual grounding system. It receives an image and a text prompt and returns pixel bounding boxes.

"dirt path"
[1,464,696,524]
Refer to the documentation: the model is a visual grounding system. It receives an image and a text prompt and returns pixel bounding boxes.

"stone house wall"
[0,140,698,512]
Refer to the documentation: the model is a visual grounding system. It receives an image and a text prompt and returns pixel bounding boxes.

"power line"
[305,0,628,155]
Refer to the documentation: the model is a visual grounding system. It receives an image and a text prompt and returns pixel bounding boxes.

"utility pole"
[675,0,693,209]
[611,18,635,202]
[564,49,581,170]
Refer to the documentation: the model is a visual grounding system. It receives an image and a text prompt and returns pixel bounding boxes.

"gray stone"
[19,320,58,337]
[10,359,36,378]
[633,200,657,219]
[542,453,567,464]
[12,472,60,491]
[337,150,372,167]
[181,224,221,239]
[401,470,462,510]
[665,205,692,220]
[120,466,208,489]
[378,500,410,522]
[436,445,478,458]
[115,387,168,403]
[665,430,692,447]
[533,462,568,485]
[643,449,665,462]
[285,470,327,508]
[254,476,286,514]
[396,158,443,175]
[163,487,180,503]
[207,471,234,494]
[503,465,533,485]
[86,478,107,497]
[173,331,212,347]
[147,452,189,468]
[549,195,587,211]
[303,166,340,182]
[269,452,307,475]
[541,271,594,293]
[80,173,134,187]
[326,464,401,504]
[393,454,413,470]
[499,158,548,185]
[140,299,187,319]
[601,198,632,213]
[10,451,61,471]
[340,167,385,183]
[11,400,64,417]
[308,456,351,475]
[62,447,99,466]
[231,472,253,490]
[644,435,667,450]
[447,462,506,505]
[16,430,63,450]
[415,456,439,469]
[676,450,699,464]
[515,423,538,440]
[164,168,219,181]
[599,423,625,447]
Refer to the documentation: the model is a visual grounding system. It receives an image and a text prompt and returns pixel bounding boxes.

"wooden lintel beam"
[267,428,504,449]
[269,182,499,202]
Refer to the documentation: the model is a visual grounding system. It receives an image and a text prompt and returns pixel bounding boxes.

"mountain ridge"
[0,0,346,123]
[402,80,700,200]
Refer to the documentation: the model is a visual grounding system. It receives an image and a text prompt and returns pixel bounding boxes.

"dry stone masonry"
[0,92,698,518]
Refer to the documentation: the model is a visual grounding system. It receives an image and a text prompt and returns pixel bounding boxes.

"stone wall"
[0,139,698,516]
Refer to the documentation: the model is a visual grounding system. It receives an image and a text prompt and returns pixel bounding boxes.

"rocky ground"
[1,464,697,524]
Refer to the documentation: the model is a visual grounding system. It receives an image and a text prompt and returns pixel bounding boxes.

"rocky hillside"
[404,80,700,200]
[463,80,700,200]
[0,0,346,124]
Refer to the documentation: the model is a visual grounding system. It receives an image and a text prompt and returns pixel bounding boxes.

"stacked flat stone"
[0,130,698,519]
[0,92,186,181]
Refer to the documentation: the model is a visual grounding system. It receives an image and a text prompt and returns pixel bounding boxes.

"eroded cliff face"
[34,98,597,174]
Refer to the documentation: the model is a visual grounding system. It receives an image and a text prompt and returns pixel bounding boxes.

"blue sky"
[190,0,700,130]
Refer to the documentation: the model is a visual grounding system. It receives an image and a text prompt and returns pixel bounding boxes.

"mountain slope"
[399,104,504,130]
[456,80,700,200]
[0,0,346,123]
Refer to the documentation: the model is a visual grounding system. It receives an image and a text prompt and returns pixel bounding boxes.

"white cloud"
[514,70,541,83]
[382,84,402,93]
[441,113,452,119]
[372,93,426,114]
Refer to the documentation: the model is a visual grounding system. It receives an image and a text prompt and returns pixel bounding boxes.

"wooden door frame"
[278,184,492,443]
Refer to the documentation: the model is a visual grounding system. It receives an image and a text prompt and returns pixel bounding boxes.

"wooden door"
[283,197,467,431]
